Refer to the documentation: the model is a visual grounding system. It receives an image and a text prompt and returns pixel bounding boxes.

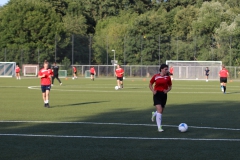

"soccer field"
[1,77,240,159]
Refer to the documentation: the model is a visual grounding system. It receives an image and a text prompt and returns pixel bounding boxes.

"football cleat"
[151,111,155,122]
[158,127,164,132]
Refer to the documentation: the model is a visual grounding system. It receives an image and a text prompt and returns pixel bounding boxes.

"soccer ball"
[72,77,74,80]
[115,86,119,90]
[178,123,188,132]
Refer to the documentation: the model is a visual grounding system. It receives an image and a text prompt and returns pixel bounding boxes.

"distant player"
[15,65,21,80]
[205,67,210,82]
[90,66,96,81]
[38,61,53,108]
[169,66,174,80]
[219,65,229,94]
[72,66,77,79]
[51,62,62,86]
[115,64,124,89]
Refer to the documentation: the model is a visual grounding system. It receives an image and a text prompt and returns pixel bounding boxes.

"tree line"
[0,0,240,66]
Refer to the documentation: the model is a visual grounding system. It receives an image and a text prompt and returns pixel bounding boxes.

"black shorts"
[220,77,227,83]
[90,73,94,75]
[206,74,209,76]
[41,85,51,93]
[153,91,167,107]
[169,73,173,76]
[117,77,123,81]
[74,72,77,74]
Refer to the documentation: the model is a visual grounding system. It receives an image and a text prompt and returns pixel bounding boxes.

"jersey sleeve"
[38,70,42,76]
[150,75,156,84]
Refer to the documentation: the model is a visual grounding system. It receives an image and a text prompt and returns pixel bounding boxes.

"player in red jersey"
[90,66,96,81]
[169,66,174,80]
[219,65,229,94]
[15,65,21,80]
[72,66,77,79]
[149,64,172,132]
[38,61,53,108]
[115,64,124,89]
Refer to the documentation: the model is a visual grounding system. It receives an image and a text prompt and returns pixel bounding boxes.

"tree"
[0,0,66,62]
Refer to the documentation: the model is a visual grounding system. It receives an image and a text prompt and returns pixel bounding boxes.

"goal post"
[166,60,222,80]
[22,65,39,77]
[0,62,16,77]
[59,70,67,78]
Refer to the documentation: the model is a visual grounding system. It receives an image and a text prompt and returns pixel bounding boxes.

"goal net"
[0,62,16,77]
[59,70,67,78]
[166,60,222,80]
[22,65,39,76]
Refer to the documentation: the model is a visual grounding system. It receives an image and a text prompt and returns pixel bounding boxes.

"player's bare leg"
[45,90,50,107]
[117,80,121,89]
[120,80,123,88]
[42,93,46,107]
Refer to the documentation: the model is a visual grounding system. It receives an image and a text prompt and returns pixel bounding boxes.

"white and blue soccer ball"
[178,123,188,132]
[115,86,119,90]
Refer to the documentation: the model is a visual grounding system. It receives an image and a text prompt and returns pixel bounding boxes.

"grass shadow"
[51,101,110,108]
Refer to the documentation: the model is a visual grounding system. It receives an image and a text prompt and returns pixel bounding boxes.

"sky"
[0,0,9,6]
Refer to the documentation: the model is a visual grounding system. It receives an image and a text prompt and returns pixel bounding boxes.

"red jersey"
[38,68,52,85]
[219,69,228,77]
[169,67,174,74]
[73,67,77,72]
[90,67,95,74]
[150,74,172,91]
[15,67,20,73]
[115,68,124,77]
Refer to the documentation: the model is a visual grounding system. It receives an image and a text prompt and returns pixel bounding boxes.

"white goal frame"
[59,70,67,78]
[23,65,39,76]
[166,60,222,80]
[0,62,16,77]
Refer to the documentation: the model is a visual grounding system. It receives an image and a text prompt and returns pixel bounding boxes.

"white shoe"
[60,83,62,85]
[206,80,208,82]
[158,127,164,132]
[51,84,53,86]
[151,111,155,122]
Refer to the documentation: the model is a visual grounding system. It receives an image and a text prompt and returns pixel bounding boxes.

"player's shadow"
[52,101,109,108]
[226,91,240,94]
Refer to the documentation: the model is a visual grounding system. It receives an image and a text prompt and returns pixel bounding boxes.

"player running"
[219,65,229,94]
[149,64,172,132]
[15,65,21,80]
[51,62,62,86]
[38,61,53,108]
[72,66,77,79]
[90,66,96,81]
[115,64,124,89]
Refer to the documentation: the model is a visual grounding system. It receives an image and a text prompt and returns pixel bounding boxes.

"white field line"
[27,86,236,94]
[1,120,240,131]
[0,133,240,141]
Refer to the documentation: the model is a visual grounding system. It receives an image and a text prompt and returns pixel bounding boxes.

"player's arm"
[164,85,172,94]
[38,73,45,78]
[149,83,156,95]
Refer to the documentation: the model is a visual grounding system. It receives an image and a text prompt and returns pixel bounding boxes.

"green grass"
[1,77,240,159]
